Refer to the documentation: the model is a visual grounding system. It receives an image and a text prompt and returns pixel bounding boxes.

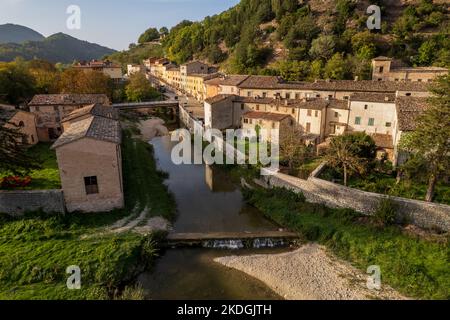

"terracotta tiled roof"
[350,92,396,103]
[52,116,121,149]
[396,97,429,131]
[242,111,291,122]
[238,76,282,89]
[204,94,236,104]
[205,75,250,86]
[62,104,118,123]
[29,94,110,106]
[370,133,394,149]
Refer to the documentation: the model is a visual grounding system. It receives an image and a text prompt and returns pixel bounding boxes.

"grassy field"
[0,143,61,190]
[0,129,175,300]
[242,186,450,299]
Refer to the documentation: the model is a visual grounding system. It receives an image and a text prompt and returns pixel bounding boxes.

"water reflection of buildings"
[205,165,237,192]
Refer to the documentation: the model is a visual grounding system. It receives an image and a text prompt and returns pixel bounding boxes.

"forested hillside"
[118,0,449,81]
[0,24,44,44]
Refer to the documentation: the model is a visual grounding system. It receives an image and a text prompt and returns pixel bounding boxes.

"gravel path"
[214,243,406,300]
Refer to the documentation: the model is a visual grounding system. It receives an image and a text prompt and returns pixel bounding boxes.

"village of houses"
[0,55,448,216]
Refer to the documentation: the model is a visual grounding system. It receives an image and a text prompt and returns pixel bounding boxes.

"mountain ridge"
[0,24,116,63]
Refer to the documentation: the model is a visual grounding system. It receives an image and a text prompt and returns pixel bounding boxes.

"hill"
[120,0,449,80]
[0,32,116,63]
[0,23,45,44]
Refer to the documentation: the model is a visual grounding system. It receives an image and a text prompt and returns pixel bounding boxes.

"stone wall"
[0,189,65,216]
[263,166,450,231]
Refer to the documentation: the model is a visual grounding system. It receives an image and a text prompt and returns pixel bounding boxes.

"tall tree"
[400,75,450,202]
[125,73,160,102]
[279,126,309,172]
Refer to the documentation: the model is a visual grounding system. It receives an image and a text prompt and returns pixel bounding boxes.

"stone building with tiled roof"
[61,104,118,131]
[0,106,38,145]
[74,60,123,81]
[51,114,123,213]
[242,111,294,142]
[28,94,111,142]
[371,57,447,82]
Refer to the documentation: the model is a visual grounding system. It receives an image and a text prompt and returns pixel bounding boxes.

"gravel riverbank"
[214,243,406,300]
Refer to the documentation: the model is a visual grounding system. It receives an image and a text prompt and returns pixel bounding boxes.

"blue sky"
[0,0,240,50]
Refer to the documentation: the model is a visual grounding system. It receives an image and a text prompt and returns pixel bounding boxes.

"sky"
[0,0,240,50]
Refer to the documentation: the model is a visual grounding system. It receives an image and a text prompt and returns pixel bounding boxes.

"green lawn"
[243,186,450,299]
[0,128,175,300]
[0,143,61,190]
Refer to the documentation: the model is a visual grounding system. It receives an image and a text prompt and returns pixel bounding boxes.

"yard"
[0,143,61,190]
[0,127,175,299]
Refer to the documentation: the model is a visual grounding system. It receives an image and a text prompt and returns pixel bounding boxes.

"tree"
[279,126,309,172]
[138,27,160,44]
[326,133,376,186]
[0,112,40,173]
[159,27,169,37]
[58,69,111,95]
[309,35,335,60]
[400,75,450,202]
[324,53,349,80]
[0,60,36,105]
[125,73,160,102]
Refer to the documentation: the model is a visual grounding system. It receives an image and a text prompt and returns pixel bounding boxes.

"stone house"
[371,56,447,82]
[28,94,111,142]
[127,64,146,77]
[1,107,38,145]
[52,115,123,213]
[241,111,294,142]
[61,103,118,131]
[205,75,250,98]
[74,60,123,81]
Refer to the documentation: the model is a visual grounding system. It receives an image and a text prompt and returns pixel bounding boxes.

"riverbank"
[238,186,449,299]
[0,124,176,299]
[215,243,405,300]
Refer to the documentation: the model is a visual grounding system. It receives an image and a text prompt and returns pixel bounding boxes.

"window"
[285,93,291,99]
[316,94,320,98]
[334,112,339,118]
[291,108,295,114]
[379,66,384,73]
[306,123,311,133]
[249,119,253,124]
[272,122,276,129]
[256,105,260,111]
[262,92,267,98]
[405,93,411,96]
[343,96,349,100]
[295,93,300,99]
[395,79,399,81]
[417,79,422,82]
[276,106,279,112]
[368,118,375,126]
[241,104,244,110]
[355,116,361,125]
[315,110,319,117]
[385,122,392,127]
[328,95,333,99]
[247,91,252,97]
[244,119,249,124]
[18,121,25,127]
[307,109,312,116]
[364,105,368,110]
[84,176,99,195]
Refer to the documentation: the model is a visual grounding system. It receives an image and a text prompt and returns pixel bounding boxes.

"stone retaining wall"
[263,167,450,232]
[0,189,65,216]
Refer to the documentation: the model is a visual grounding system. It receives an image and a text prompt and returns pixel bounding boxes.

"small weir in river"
[137,135,294,300]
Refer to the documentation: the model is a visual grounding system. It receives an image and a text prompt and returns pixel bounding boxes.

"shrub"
[0,176,32,189]
[374,198,398,226]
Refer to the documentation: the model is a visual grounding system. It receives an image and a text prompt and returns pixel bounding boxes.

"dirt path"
[215,243,406,300]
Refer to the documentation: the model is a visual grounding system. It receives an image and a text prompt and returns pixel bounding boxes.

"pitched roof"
[373,56,393,61]
[238,76,282,89]
[204,94,236,104]
[242,111,291,122]
[52,116,121,149]
[0,109,18,122]
[395,97,429,131]
[205,75,250,86]
[62,104,118,123]
[29,94,110,106]
[350,92,396,103]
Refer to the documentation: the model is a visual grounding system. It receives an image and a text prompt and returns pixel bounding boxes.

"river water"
[137,135,284,300]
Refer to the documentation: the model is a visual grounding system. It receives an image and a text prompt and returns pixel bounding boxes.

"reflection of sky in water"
[150,136,277,233]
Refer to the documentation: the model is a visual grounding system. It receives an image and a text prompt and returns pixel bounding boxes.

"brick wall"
[0,189,65,216]
[263,166,450,231]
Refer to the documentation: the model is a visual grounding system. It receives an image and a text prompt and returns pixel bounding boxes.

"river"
[136,135,286,300]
